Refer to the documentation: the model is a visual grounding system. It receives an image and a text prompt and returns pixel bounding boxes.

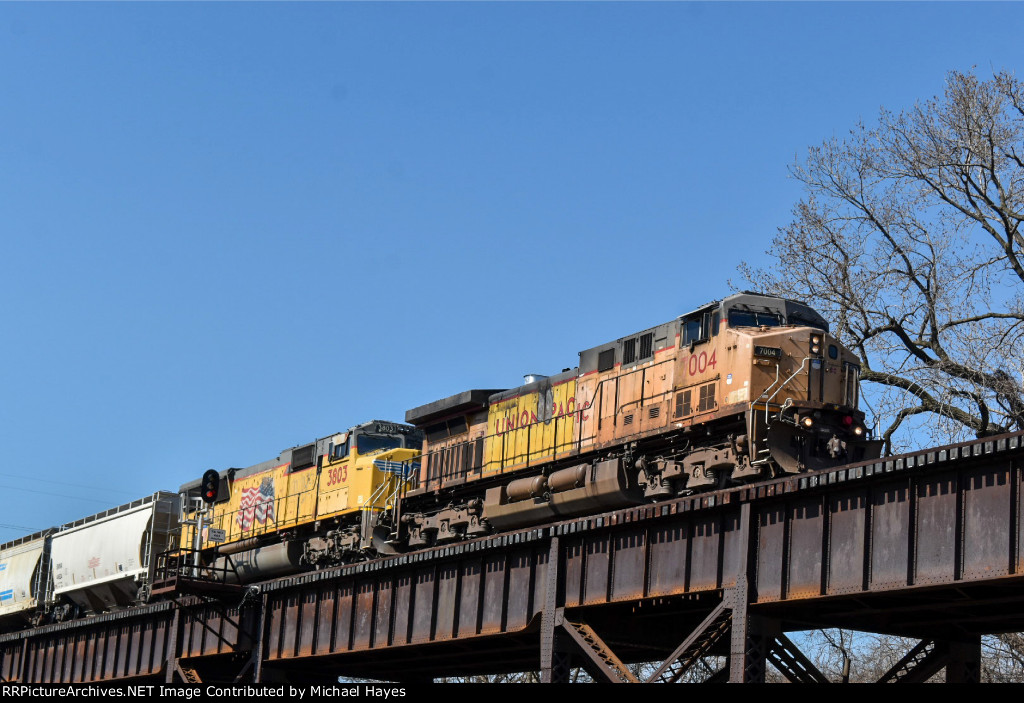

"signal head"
[201,469,220,504]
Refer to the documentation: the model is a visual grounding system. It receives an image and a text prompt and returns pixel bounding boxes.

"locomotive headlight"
[810,334,822,355]
[853,426,864,436]
[811,334,821,344]
[802,416,814,428]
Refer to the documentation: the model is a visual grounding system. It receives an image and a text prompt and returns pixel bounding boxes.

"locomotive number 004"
[687,350,717,376]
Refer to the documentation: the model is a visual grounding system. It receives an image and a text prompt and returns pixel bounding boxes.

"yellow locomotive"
[179,421,422,582]
[179,292,881,579]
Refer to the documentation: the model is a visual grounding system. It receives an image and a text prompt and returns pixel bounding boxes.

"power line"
[0,484,113,505]
[0,523,40,532]
[0,472,137,496]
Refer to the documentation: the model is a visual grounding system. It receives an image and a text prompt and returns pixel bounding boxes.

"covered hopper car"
[0,492,179,628]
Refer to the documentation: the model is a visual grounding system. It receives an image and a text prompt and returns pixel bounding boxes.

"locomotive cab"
[715,295,882,475]
[626,292,881,493]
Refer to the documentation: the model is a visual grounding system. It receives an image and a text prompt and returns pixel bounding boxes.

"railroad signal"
[201,470,220,504]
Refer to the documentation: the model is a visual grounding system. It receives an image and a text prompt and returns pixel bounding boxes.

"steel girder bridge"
[3,432,1024,684]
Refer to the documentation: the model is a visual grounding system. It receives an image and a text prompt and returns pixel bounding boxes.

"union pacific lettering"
[494,398,591,435]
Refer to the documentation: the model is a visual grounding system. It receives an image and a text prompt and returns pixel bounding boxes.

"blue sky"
[1,2,1022,537]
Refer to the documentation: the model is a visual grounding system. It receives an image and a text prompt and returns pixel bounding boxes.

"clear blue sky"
[1,2,1021,538]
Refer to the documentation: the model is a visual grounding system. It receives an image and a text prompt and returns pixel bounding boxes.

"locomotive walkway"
[2,430,1024,683]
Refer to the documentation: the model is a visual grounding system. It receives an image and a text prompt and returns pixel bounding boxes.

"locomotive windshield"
[728,310,782,328]
[355,434,404,454]
[354,430,423,454]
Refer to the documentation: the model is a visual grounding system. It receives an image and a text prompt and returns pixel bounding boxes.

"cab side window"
[329,440,349,461]
[681,310,717,347]
[682,319,702,345]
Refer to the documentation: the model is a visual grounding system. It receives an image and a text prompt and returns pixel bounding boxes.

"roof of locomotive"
[178,420,418,492]
[405,368,584,425]
[406,389,507,426]
[488,368,578,404]
[576,292,830,374]
[722,292,829,331]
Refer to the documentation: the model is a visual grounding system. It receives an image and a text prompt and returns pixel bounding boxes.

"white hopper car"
[0,492,179,627]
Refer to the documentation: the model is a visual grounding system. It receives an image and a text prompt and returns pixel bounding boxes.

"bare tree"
[982,634,1024,682]
[742,69,1024,452]
[790,629,927,683]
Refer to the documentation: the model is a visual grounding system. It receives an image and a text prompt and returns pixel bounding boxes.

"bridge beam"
[557,612,638,683]
[646,600,731,682]
[766,633,829,683]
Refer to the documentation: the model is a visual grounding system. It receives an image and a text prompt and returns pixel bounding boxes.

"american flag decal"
[237,476,276,531]
[373,459,419,478]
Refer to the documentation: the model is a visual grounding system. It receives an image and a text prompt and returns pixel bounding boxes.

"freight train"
[0,292,882,627]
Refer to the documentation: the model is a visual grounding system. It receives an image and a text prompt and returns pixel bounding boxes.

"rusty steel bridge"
[3,431,1024,684]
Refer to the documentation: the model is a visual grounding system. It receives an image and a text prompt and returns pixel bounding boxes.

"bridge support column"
[19,637,29,683]
[727,599,771,683]
[540,536,570,683]
[251,593,268,683]
[165,606,181,683]
[727,502,767,683]
[945,637,981,683]
[540,635,573,684]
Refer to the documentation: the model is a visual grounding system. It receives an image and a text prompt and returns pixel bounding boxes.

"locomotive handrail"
[754,356,810,419]
[480,357,685,479]
[361,473,395,510]
[609,357,676,414]
[195,483,319,547]
[614,387,676,415]
[752,362,784,421]
[151,547,244,594]
[747,357,810,466]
